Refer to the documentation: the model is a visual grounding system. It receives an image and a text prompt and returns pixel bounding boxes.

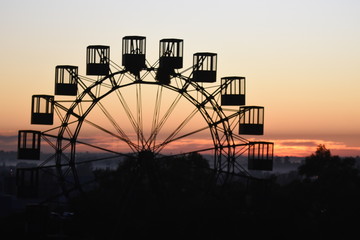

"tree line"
[2,145,360,239]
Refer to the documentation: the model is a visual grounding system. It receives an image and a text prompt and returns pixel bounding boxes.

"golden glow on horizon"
[270,139,360,157]
[47,138,360,157]
[2,129,360,157]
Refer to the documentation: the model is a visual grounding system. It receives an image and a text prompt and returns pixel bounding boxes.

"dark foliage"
[68,152,218,239]
[272,144,360,239]
[2,146,360,239]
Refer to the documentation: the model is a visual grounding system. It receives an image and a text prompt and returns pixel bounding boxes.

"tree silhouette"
[298,144,331,177]
[299,144,359,183]
[6,146,360,239]
[68,153,216,239]
[294,144,360,238]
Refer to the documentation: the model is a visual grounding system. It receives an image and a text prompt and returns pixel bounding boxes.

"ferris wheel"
[16,36,274,200]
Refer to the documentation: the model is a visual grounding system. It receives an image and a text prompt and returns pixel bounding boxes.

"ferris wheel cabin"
[239,106,264,135]
[16,168,39,198]
[122,36,146,76]
[159,38,183,70]
[86,45,110,75]
[156,39,183,84]
[248,142,274,171]
[31,95,54,125]
[221,76,246,106]
[55,65,78,96]
[192,52,217,83]
[17,130,41,160]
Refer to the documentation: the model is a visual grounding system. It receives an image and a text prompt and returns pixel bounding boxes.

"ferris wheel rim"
[51,67,239,194]
[55,69,235,152]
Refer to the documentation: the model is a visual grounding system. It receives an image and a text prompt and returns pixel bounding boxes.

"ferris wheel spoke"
[155,146,217,161]
[109,59,123,72]
[145,92,183,149]
[140,59,158,80]
[41,134,58,150]
[38,154,56,169]
[147,85,163,149]
[154,125,209,155]
[75,138,133,157]
[76,76,99,100]
[216,125,248,144]
[96,101,140,151]
[55,108,74,137]
[84,119,138,152]
[136,83,145,148]
[62,165,73,177]
[153,108,200,153]
[115,72,126,86]
[114,88,145,148]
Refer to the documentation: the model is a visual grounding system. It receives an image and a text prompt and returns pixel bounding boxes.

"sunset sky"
[1,0,359,157]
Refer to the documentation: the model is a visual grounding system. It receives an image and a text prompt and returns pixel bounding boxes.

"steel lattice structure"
[17,36,274,200]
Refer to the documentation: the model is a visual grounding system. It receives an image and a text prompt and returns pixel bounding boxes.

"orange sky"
[1,0,359,157]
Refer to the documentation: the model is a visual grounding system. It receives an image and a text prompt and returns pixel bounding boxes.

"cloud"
[278,140,318,147]
[267,139,360,157]
[2,132,360,158]
[0,135,18,151]
[0,135,17,141]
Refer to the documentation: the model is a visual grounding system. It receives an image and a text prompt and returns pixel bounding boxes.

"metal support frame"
[17,36,274,201]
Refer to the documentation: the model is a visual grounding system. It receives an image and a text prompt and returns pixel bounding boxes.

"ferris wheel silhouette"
[17,36,274,200]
